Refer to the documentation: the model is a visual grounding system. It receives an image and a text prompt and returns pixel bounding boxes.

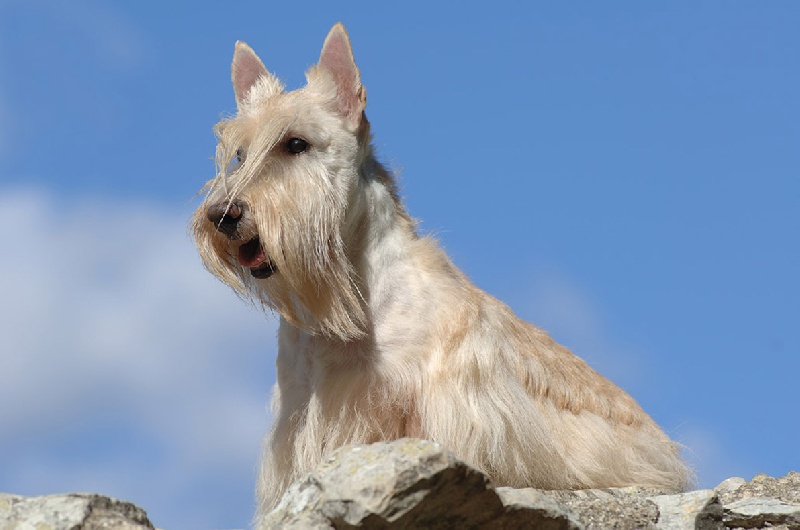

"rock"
[259,439,799,530]
[494,488,583,529]
[499,486,662,529]
[713,471,800,529]
[0,492,155,530]
[724,497,800,529]
[258,438,579,529]
[714,477,747,497]
[648,489,722,530]
[2,441,797,530]
[717,471,800,505]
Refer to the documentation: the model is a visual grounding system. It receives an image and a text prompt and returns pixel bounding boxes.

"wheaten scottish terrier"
[193,23,691,516]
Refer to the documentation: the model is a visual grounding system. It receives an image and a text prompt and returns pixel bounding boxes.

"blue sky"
[1,1,798,529]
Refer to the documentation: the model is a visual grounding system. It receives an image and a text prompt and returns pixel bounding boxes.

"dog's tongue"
[238,238,266,268]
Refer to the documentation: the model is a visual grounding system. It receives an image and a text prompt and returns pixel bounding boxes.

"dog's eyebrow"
[212,112,300,206]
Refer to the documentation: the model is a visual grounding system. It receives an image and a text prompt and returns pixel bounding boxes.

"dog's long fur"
[193,23,692,517]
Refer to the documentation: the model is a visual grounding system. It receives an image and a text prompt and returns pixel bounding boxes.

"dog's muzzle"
[206,200,277,279]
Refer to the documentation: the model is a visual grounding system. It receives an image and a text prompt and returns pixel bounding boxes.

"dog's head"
[192,24,370,340]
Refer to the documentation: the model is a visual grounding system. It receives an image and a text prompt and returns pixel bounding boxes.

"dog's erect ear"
[317,23,367,127]
[231,41,281,109]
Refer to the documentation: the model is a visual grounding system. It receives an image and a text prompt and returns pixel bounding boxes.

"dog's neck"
[337,145,460,347]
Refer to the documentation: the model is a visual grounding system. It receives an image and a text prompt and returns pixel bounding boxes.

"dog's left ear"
[232,41,282,110]
[316,23,367,128]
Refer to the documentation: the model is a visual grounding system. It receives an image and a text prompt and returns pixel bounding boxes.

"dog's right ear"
[231,41,282,109]
[314,23,366,128]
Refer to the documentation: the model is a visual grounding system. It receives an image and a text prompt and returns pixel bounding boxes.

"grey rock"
[723,497,800,529]
[260,439,800,530]
[491,487,583,529]
[714,471,800,529]
[0,492,155,530]
[715,477,746,497]
[258,438,580,530]
[503,486,662,529]
[717,471,800,505]
[2,440,797,530]
[648,489,722,530]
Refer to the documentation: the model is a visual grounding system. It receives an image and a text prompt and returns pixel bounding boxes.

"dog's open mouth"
[238,237,277,279]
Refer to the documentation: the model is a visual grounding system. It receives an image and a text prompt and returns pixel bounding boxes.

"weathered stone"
[711,471,800,529]
[717,471,800,505]
[257,440,800,530]
[0,493,155,530]
[1,441,796,530]
[258,438,580,530]
[723,497,800,529]
[715,477,746,497]
[521,487,662,530]
[495,487,582,529]
[648,489,722,530]
[259,438,500,529]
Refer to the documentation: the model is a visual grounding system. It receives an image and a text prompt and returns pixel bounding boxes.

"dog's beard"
[192,172,368,342]
[193,107,369,341]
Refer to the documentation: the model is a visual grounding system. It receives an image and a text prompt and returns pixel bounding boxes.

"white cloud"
[0,187,278,529]
[678,426,739,489]
[520,269,646,391]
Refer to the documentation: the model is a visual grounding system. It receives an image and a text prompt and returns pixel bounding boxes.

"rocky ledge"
[0,492,155,529]
[2,439,798,529]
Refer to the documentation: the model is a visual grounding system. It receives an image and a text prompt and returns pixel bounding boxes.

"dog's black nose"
[207,200,244,238]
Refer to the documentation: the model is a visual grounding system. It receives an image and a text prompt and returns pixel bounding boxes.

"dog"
[192,23,692,517]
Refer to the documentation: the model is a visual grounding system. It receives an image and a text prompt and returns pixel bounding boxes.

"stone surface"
[258,438,579,529]
[2,441,797,529]
[724,497,800,529]
[714,471,800,529]
[717,471,800,505]
[257,439,799,530]
[0,492,155,530]
[501,486,663,529]
[648,489,722,530]
[715,477,747,498]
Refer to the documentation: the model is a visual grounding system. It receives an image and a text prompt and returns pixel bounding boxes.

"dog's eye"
[285,138,309,154]
[224,148,244,174]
